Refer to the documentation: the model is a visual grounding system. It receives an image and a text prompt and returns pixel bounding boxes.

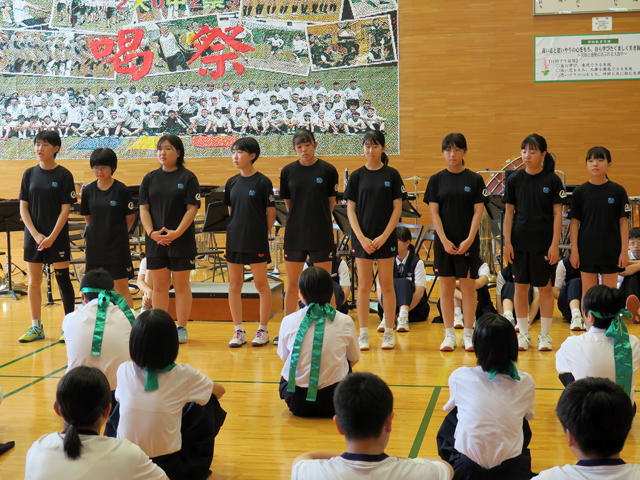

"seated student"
[63,269,136,400]
[555,285,640,406]
[618,227,640,323]
[292,372,453,479]
[532,377,640,479]
[553,255,584,331]
[278,267,360,418]
[301,254,351,314]
[106,309,226,480]
[25,366,166,480]
[376,226,430,333]
[496,263,540,331]
[136,254,153,314]
[437,313,536,480]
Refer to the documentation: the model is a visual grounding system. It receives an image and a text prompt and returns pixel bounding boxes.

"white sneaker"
[504,311,516,328]
[377,318,386,333]
[251,329,270,347]
[453,313,464,329]
[518,333,531,351]
[359,331,370,351]
[381,332,396,350]
[538,333,553,351]
[397,316,410,332]
[228,330,247,348]
[440,333,456,351]
[570,314,585,331]
[462,333,474,352]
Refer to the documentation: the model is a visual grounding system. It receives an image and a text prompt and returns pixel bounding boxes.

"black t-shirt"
[424,168,489,251]
[279,158,338,251]
[138,167,200,258]
[19,164,76,251]
[81,179,135,265]
[503,169,566,253]
[344,165,406,250]
[570,180,630,266]
[224,171,275,254]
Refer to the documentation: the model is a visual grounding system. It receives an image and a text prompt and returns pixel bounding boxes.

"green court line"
[408,386,441,458]
[0,375,48,378]
[0,342,62,370]
[4,365,68,399]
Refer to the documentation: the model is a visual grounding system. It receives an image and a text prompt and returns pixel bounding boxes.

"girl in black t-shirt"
[570,146,630,301]
[224,137,276,348]
[345,130,405,351]
[139,135,200,344]
[425,133,488,353]
[81,148,136,307]
[19,131,76,343]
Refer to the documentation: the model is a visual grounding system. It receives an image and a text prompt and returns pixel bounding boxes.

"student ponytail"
[363,130,388,165]
[521,133,555,173]
[56,366,111,460]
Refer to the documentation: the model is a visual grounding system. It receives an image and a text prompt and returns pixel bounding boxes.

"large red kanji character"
[188,25,254,78]
[89,29,153,82]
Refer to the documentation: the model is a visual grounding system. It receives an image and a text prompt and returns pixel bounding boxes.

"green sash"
[143,363,177,391]
[488,360,521,381]
[593,308,634,397]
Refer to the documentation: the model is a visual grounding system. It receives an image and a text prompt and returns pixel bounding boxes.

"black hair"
[473,313,518,373]
[629,227,640,240]
[395,226,415,255]
[80,269,115,301]
[586,146,612,164]
[89,147,118,174]
[292,128,316,148]
[34,130,62,158]
[56,366,111,459]
[333,372,393,440]
[521,133,555,173]
[556,377,633,457]
[582,285,624,329]
[363,130,389,166]
[129,309,179,371]
[298,267,333,306]
[157,134,185,167]
[441,133,467,167]
[231,137,261,163]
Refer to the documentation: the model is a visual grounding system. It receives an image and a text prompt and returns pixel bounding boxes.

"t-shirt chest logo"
[177,183,184,189]
[52,181,58,187]
[249,189,256,196]
[464,186,470,192]
[316,177,323,184]
[543,187,550,193]
[110,200,117,206]
[608,198,615,204]
[384,181,391,187]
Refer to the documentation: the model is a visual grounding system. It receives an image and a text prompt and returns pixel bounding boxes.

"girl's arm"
[619,218,630,268]
[126,213,135,232]
[20,200,45,245]
[569,218,580,269]
[371,198,402,249]
[328,196,336,215]
[84,215,91,226]
[347,200,374,254]
[266,206,276,236]
[155,204,198,245]
[139,204,167,245]
[429,202,457,255]
[548,203,562,265]
[457,202,484,255]
[409,286,426,310]
[39,204,71,250]
[503,204,515,262]
[284,199,291,211]
[212,382,225,399]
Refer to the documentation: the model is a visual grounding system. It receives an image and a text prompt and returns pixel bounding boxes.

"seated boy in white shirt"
[292,372,453,480]
[533,377,640,480]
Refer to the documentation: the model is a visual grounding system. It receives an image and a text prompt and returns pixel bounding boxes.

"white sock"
[445,327,455,336]
[32,319,41,328]
[235,324,243,332]
[384,327,394,335]
[517,317,529,335]
[360,327,369,336]
[463,327,473,336]
[541,317,553,335]
[571,308,581,318]
[259,324,268,332]
[454,307,462,315]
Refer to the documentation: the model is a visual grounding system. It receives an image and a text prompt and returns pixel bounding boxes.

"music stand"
[401,198,421,220]
[486,195,506,269]
[127,185,140,206]
[0,201,26,300]
[199,200,229,281]
[332,204,356,310]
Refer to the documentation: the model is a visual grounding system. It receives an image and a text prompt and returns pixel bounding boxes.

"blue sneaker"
[19,326,45,343]
[177,326,188,344]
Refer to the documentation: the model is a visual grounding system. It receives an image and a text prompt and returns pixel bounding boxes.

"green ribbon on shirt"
[592,308,633,397]
[287,303,336,402]
[143,363,177,391]
[80,288,136,358]
[488,360,521,381]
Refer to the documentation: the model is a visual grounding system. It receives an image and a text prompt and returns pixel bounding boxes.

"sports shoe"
[273,336,279,346]
[504,311,516,328]
[518,333,531,351]
[538,334,553,351]
[19,326,45,343]
[177,326,188,344]
[626,294,640,324]
[440,333,456,351]
[251,329,270,347]
[359,331,370,351]
[229,330,247,348]
[377,317,386,333]
[570,314,585,331]
[453,313,464,329]
[59,330,65,343]
[381,332,396,350]
[462,333,474,352]
[397,316,410,332]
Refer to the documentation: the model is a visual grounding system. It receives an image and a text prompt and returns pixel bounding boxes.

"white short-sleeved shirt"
[292,454,451,480]
[618,250,636,288]
[555,260,567,289]
[477,262,491,283]
[302,260,350,287]
[556,327,640,405]
[115,362,213,458]
[533,462,640,479]
[277,308,360,389]
[63,299,136,390]
[139,257,148,276]
[444,366,535,469]
[25,433,166,480]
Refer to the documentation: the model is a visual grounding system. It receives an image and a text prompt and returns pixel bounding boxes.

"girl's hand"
[456,238,473,255]
[548,244,559,265]
[570,250,580,269]
[619,251,630,269]
[33,232,46,247]
[443,239,458,255]
[371,235,386,250]
[161,229,180,242]
[361,237,376,255]
[150,228,170,246]
[142,292,153,309]
[37,235,54,251]
[504,243,514,262]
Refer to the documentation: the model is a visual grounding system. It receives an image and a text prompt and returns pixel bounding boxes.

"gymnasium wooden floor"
[1,264,640,478]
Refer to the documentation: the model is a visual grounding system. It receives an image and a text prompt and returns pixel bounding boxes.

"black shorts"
[85,262,134,280]
[146,256,195,272]
[226,251,272,265]
[351,244,396,260]
[433,249,480,279]
[284,249,335,264]
[580,264,622,275]
[512,251,555,287]
[24,247,70,264]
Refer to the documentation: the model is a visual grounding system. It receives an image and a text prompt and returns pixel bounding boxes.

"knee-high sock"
[55,268,75,315]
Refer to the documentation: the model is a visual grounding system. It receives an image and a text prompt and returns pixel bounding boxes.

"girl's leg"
[312,260,336,309]
[26,262,43,323]
[538,280,554,351]
[458,276,476,351]
[377,257,396,349]
[503,298,515,322]
[580,272,599,306]
[355,257,373,350]
[284,261,304,315]
[514,282,532,350]
[439,276,457,351]
[601,273,618,289]
[150,268,172,312]
[113,277,133,308]
[171,270,192,328]
[53,261,74,316]
[249,261,272,346]
[227,262,244,328]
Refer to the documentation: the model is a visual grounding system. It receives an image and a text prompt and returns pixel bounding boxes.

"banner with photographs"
[0,0,399,160]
